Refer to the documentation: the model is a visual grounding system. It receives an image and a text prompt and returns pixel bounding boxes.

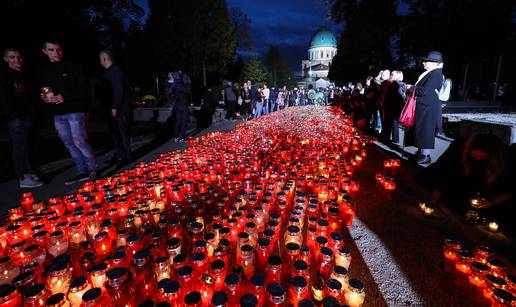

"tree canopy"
[328,0,516,93]
[242,59,270,84]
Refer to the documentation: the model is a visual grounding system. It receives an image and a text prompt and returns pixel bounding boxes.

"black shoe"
[64,173,90,185]
[416,155,431,165]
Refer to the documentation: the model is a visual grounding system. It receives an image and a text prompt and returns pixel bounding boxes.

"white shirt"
[263,88,270,100]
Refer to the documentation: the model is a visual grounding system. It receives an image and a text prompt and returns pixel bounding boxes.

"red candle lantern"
[79,288,113,307]
[20,192,35,213]
[156,279,181,306]
[23,283,51,307]
[93,231,112,257]
[468,261,489,302]
[105,267,135,307]
[289,276,310,305]
[210,259,227,292]
[0,284,23,307]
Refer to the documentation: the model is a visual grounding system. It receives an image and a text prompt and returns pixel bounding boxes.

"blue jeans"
[254,102,263,118]
[54,112,96,174]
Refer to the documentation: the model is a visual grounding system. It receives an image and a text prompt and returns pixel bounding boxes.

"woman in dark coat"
[381,70,406,144]
[240,83,252,120]
[412,51,444,164]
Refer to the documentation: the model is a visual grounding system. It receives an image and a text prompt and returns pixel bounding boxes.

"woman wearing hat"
[410,51,445,165]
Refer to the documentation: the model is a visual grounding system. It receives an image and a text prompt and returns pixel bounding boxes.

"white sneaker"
[25,173,40,181]
[20,177,44,188]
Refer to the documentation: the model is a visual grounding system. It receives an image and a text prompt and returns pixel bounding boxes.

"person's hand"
[50,95,64,104]
[111,108,117,117]
[40,93,50,103]
[406,84,412,89]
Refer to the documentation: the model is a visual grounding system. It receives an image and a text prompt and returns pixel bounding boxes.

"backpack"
[437,77,452,101]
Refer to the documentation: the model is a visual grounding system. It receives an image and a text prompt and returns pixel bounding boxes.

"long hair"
[462,134,505,186]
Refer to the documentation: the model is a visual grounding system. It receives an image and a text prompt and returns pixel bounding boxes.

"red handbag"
[399,90,416,127]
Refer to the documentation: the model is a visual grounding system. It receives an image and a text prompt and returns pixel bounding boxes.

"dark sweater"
[39,61,89,115]
[0,67,36,119]
[96,64,126,112]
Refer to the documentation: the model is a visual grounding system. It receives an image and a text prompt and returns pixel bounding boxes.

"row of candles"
[0,107,370,306]
[443,239,515,306]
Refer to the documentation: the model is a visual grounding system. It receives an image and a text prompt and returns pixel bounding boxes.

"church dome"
[309,27,337,48]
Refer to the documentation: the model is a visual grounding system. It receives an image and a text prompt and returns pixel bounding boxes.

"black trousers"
[174,106,189,138]
[108,113,132,160]
[225,100,236,119]
[7,118,34,179]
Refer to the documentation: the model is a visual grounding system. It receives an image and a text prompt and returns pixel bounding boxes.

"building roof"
[309,27,337,48]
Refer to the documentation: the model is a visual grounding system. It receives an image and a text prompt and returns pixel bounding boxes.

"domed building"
[299,27,337,88]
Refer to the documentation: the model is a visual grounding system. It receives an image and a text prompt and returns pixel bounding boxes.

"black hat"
[421,51,443,63]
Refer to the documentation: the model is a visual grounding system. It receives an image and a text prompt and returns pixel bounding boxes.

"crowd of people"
[1,40,133,188]
[223,80,336,120]
[336,51,447,165]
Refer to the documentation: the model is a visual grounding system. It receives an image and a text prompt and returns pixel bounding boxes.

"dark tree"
[0,0,143,75]
[230,8,253,50]
[397,0,515,100]
[265,46,295,87]
[145,0,237,88]
[227,56,245,82]
[328,0,398,82]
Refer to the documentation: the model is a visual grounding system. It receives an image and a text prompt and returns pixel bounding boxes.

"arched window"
[320,50,323,58]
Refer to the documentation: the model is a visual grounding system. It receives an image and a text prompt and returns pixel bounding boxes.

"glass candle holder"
[267,283,286,306]
[443,239,462,273]
[284,226,303,246]
[23,283,51,307]
[47,261,72,295]
[224,273,241,305]
[25,244,46,267]
[0,284,23,307]
[311,273,325,304]
[44,293,70,307]
[345,279,365,307]
[455,249,474,287]
[491,289,516,307]
[0,257,20,285]
[105,267,135,307]
[68,276,91,307]
[487,258,507,278]
[88,263,107,289]
[325,278,344,303]
[483,274,508,304]
[289,276,310,306]
[79,288,112,306]
[210,259,227,292]
[68,222,87,248]
[468,262,489,302]
[335,246,351,270]
[184,291,202,307]
[157,279,181,305]
[93,232,112,257]
[238,245,255,280]
[154,256,170,282]
[131,250,156,301]
[473,246,493,264]
[48,231,69,258]
[266,255,282,285]
[331,265,349,292]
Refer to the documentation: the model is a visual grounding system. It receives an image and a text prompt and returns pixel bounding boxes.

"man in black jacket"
[172,71,191,141]
[40,40,96,185]
[0,48,43,188]
[98,50,132,164]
